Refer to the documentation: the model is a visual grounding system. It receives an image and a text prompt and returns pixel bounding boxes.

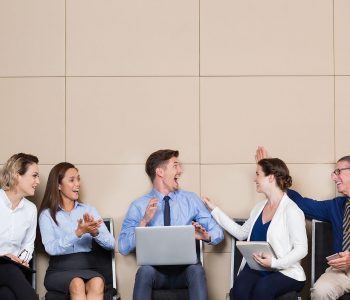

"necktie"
[342,200,350,251]
[164,196,171,226]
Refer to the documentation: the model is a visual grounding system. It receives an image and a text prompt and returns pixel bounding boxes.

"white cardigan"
[211,193,307,281]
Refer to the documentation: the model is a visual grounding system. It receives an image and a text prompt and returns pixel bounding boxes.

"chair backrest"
[196,239,203,264]
[91,218,118,299]
[229,218,246,289]
[29,251,36,289]
[311,220,333,287]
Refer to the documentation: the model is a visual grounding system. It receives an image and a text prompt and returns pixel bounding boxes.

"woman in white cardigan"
[202,158,307,300]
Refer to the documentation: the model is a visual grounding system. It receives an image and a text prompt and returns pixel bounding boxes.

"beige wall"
[1,0,349,299]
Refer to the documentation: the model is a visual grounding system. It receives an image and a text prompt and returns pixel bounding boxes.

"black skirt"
[44,252,105,294]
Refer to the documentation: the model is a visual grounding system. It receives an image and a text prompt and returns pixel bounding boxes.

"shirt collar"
[0,189,25,210]
[58,200,82,211]
[151,187,177,201]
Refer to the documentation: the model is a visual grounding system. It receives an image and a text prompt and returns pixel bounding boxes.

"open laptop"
[135,225,197,266]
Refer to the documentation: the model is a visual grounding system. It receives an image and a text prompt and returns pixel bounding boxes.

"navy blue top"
[250,212,273,275]
[251,212,271,242]
[287,189,347,253]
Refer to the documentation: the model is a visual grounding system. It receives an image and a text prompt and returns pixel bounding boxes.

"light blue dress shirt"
[39,202,115,256]
[118,188,224,255]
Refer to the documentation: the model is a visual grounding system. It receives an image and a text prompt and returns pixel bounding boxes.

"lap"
[137,264,204,289]
[0,263,32,287]
[312,266,350,298]
[45,252,105,294]
[232,266,304,300]
[45,270,104,293]
[0,263,26,277]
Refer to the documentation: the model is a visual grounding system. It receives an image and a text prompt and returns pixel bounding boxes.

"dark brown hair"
[258,158,292,191]
[145,149,179,182]
[39,162,78,225]
[0,153,39,190]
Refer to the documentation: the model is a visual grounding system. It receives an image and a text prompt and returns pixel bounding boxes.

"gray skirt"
[44,252,104,294]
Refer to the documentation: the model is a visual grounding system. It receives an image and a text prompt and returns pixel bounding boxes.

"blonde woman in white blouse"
[0,153,39,300]
[202,157,307,300]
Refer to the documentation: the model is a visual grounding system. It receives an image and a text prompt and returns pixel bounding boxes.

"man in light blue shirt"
[118,149,224,300]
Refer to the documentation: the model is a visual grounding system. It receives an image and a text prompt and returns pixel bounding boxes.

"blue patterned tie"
[342,200,350,251]
[164,196,171,226]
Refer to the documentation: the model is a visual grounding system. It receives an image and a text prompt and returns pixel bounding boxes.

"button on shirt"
[0,189,37,260]
[39,202,115,256]
[118,188,224,255]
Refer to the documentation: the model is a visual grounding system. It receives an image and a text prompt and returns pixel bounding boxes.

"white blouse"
[0,189,37,260]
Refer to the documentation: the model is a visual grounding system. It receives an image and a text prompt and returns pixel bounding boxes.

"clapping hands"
[76,212,103,237]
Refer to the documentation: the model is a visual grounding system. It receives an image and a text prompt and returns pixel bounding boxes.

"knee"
[69,277,85,295]
[186,264,206,279]
[311,285,334,300]
[311,277,339,300]
[185,264,206,287]
[87,277,104,294]
[135,266,156,283]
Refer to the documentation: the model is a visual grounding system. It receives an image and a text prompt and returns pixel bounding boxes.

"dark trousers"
[230,265,305,300]
[0,263,37,300]
[133,263,207,300]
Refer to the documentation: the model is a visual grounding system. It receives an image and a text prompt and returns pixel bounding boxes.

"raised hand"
[201,196,217,211]
[140,197,158,227]
[192,221,210,242]
[255,146,269,163]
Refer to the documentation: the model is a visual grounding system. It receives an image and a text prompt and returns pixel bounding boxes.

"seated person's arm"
[18,206,37,263]
[287,189,333,222]
[86,206,115,250]
[193,195,224,245]
[202,196,252,241]
[39,211,83,256]
[271,207,308,270]
[118,204,144,255]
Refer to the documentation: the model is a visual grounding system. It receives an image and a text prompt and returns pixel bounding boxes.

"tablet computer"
[236,241,277,271]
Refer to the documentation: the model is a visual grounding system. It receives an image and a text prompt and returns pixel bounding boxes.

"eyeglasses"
[333,167,350,176]
[17,249,29,263]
